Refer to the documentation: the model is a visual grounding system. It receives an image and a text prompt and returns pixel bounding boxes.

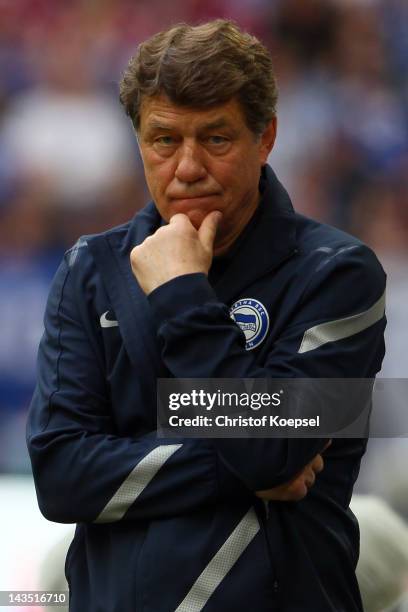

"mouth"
[169,194,220,211]
[171,194,219,201]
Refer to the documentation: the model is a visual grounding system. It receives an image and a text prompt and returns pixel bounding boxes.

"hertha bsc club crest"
[230,298,270,350]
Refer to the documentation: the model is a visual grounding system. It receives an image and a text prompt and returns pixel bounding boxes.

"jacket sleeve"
[147,244,386,491]
[26,256,250,525]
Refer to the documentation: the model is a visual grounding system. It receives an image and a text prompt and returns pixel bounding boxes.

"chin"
[184,209,208,229]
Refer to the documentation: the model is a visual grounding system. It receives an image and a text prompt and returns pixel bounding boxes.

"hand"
[255,441,331,502]
[130,211,222,295]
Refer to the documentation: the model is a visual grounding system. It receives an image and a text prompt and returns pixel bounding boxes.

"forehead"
[139,94,247,132]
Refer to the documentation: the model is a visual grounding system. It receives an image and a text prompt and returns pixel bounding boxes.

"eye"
[207,135,229,145]
[155,136,175,146]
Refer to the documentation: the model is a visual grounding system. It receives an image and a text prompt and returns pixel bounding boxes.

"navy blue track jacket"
[27,166,386,612]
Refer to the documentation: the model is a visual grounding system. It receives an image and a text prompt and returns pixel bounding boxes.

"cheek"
[219,172,246,204]
[144,162,172,197]
[214,157,252,192]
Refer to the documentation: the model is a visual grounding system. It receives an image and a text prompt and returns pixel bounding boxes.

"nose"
[174,141,207,184]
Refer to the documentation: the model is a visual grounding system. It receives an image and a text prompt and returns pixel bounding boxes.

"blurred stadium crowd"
[1,0,408,506]
[0,0,407,609]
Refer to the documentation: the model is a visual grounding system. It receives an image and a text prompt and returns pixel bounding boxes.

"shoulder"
[273,214,387,332]
[294,213,385,286]
[296,213,368,255]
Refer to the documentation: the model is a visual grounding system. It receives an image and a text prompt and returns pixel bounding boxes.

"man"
[27,20,386,612]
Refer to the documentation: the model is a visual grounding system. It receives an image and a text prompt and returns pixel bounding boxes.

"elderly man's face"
[137,95,276,253]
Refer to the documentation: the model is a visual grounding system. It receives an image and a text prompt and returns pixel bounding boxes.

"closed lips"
[171,194,218,199]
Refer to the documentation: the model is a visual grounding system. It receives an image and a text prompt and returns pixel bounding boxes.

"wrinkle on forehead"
[139,95,245,135]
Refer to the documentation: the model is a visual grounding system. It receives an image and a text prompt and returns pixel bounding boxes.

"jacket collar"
[211,165,297,303]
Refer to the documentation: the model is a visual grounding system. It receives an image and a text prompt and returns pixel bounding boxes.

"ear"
[259,117,277,164]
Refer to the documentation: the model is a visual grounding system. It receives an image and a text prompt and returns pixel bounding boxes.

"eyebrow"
[145,121,173,131]
[145,116,234,132]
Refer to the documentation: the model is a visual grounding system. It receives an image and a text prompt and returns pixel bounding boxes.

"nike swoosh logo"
[100,311,119,328]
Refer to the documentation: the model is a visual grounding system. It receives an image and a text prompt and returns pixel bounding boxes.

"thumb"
[198,210,222,251]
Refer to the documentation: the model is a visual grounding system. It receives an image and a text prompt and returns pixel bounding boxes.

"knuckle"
[171,213,188,226]
[312,454,323,469]
[315,456,324,472]
[130,245,140,260]
[289,482,306,499]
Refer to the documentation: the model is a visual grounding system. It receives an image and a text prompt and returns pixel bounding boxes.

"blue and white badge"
[230,298,270,350]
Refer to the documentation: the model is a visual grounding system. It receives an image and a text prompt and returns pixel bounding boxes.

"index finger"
[169,213,193,227]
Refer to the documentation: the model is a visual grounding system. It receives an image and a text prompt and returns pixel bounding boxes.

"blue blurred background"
[0,0,408,596]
